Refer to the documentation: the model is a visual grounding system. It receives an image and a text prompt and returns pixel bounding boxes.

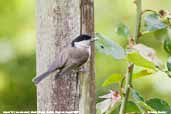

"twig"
[119,0,142,114]
[119,76,125,96]
[134,0,142,42]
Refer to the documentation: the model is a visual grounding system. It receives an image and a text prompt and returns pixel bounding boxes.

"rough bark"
[79,0,96,114]
[36,0,80,112]
[36,0,95,114]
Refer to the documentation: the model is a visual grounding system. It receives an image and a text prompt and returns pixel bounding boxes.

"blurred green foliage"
[0,0,171,111]
[0,0,36,111]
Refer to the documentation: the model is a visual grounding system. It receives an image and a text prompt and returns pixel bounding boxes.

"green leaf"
[164,37,171,55]
[131,44,163,69]
[144,13,167,31]
[114,23,130,38]
[95,33,126,59]
[168,27,171,38]
[163,27,171,55]
[139,28,170,58]
[139,28,169,49]
[127,51,156,69]
[125,101,141,113]
[130,89,155,113]
[133,69,154,79]
[146,98,171,113]
[136,101,155,112]
[131,89,144,102]
[102,69,154,87]
[102,74,122,87]
[167,56,171,71]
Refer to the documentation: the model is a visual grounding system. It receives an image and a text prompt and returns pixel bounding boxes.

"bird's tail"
[32,71,52,85]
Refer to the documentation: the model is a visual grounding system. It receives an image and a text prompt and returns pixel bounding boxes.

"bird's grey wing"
[55,62,77,79]
[32,49,68,84]
[55,48,89,79]
[48,49,68,72]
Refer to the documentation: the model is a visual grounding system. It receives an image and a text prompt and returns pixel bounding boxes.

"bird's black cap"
[71,34,91,47]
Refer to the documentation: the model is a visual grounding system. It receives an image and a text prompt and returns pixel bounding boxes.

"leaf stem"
[119,0,142,114]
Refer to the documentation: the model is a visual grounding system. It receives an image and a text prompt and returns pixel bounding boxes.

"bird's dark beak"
[90,38,98,42]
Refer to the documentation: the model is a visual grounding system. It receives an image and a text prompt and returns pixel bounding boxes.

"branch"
[119,0,142,114]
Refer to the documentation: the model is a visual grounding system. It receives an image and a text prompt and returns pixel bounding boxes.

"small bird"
[32,34,96,85]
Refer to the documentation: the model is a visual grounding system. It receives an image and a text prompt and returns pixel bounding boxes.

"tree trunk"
[36,0,95,114]
[79,0,96,114]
